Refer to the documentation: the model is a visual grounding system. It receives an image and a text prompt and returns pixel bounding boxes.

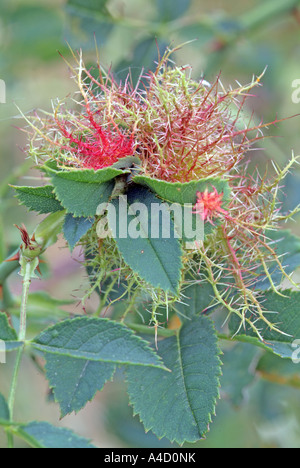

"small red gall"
[193,187,228,225]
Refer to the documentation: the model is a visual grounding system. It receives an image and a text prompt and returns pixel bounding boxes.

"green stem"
[6,261,32,448]
[0,160,32,199]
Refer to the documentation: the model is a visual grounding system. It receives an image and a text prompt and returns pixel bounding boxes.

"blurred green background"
[1,0,300,448]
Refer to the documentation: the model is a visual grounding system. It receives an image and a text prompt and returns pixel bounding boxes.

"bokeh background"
[1,0,300,448]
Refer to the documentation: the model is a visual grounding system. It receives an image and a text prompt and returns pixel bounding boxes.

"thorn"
[5,252,20,263]
[36,263,42,276]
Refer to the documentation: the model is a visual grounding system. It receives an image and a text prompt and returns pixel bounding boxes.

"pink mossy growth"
[24,46,287,183]
[193,188,228,225]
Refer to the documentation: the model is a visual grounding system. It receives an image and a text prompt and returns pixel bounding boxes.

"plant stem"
[18,262,31,341]
[6,261,32,448]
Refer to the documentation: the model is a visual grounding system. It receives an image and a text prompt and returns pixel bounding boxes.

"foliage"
[0,0,300,450]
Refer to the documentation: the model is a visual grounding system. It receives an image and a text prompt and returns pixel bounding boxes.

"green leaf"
[63,213,94,251]
[31,317,167,416]
[229,290,300,359]
[156,0,191,22]
[126,315,222,444]
[109,185,183,294]
[0,393,9,421]
[31,317,166,368]
[44,356,115,417]
[221,343,260,406]
[0,312,23,352]
[104,388,173,448]
[13,185,63,214]
[132,175,231,206]
[14,421,96,448]
[49,167,123,217]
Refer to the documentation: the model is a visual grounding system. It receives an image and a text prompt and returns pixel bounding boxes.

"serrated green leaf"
[0,312,23,352]
[0,393,9,421]
[44,355,115,417]
[105,388,173,448]
[13,185,63,214]
[31,317,167,416]
[16,421,96,448]
[63,213,94,251]
[109,185,183,294]
[49,167,123,217]
[31,317,166,368]
[126,315,222,444]
[229,290,300,359]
